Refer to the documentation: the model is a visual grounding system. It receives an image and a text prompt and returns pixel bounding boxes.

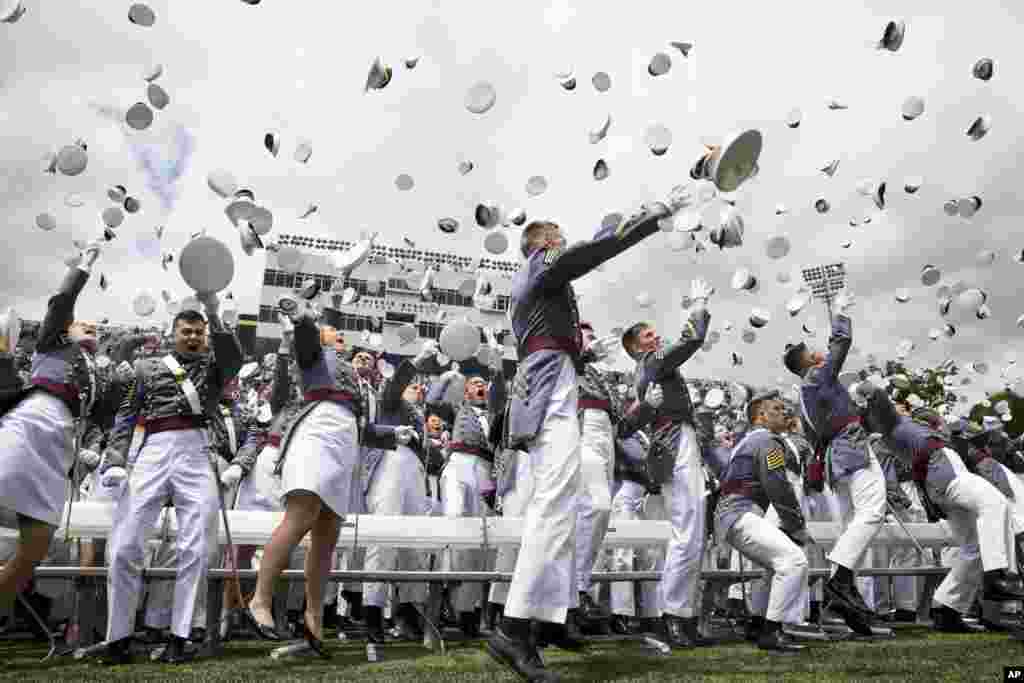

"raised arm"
[653,309,710,377]
[820,313,853,381]
[292,312,323,370]
[379,358,420,412]
[36,265,91,353]
[536,206,666,292]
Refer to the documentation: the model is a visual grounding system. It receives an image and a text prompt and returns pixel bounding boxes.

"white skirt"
[0,391,75,525]
[236,444,284,512]
[281,401,360,517]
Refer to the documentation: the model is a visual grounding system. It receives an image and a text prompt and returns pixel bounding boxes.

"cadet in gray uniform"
[782,293,882,636]
[0,246,103,618]
[426,334,506,638]
[857,384,1024,635]
[716,391,812,653]
[98,296,243,664]
[247,306,412,657]
[486,198,682,683]
[621,276,716,648]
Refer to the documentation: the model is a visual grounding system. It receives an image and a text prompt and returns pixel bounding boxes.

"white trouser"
[144,506,221,631]
[827,448,886,572]
[576,409,615,595]
[933,449,1016,613]
[659,423,705,618]
[727,511,808,624]
[503,356,581,623]
[363,445,429,608]
[641,493,669,617]
[999,462,1024,536]
[107,429,218,641]
[752,470,812,620]
[610,480,647,616]
[488,451,531,606]
[441,452,494,614]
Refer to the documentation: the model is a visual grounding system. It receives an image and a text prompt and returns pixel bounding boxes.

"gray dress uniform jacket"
[633,309,712,484]
[101,317,244,469]
[233,351,297,475]
[506,206,665,449]
[426,368,507,462]
[274,312,398,472]
[715,428,807,540]
[798,314,872,485]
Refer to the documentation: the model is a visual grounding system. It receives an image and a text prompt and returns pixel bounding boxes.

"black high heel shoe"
[302,618,330,659]
[244,606,283,641]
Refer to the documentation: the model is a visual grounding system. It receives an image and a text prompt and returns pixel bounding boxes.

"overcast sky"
[1,0,1022,400]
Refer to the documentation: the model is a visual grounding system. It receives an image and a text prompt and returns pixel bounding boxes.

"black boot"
[395,603,424,641]
[98,637,134,666]
[459,611,480,639]
[824,576,874,636]
[364,606,386,643]
[809,601,821,625]
[323,601,340,631]
[534,613,586,652]
[744,615,765,643]
[662,614,697,648]
[931,605,986,633]
[486,617,560,682]
[341,590,364,622]
[484,602,503,633]
[682,616,714,646]
[157,635,197,664]
[983,570,1024,602]
[757,620,805,653]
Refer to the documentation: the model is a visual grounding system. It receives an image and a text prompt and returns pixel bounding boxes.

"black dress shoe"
[758,629,806,653]
[890,609,918,623]
[459,611,480,639]
[301,619,330,659]
[609,615,636,635]
[662,614,696,648]
[744,616,765,643]
[931,605,987,633]
[486,627,561,683]
[983,571,1024,602]
[243,606,283,641]
[97,637,134,666]
[824,579,874,636]
[534,615,586,652]
[484,602,504,633]
[394,603,424,642]
[156,635,197,664]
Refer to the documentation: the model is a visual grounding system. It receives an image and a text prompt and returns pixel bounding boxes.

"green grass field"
[2,627,1022,682]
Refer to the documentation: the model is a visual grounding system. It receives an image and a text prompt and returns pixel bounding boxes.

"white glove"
[689,278,715,305]
[834,291,855,315]
[644,382,664,409]
[665,183,696,214]
[197,291,220,315]
[220,464,243,489]
[587,334,619,361]
[79,472,94,498]
[100,466,128,489]
[115,360,134,382]
[639,201,671,220]
[78,449,101,469]
[415,339,439,365]
[395,425,417,446]
[81,243,102,270]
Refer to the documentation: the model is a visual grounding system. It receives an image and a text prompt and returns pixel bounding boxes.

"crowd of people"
[2,200,1024,682]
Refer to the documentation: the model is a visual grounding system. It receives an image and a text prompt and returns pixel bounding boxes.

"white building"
[257,233,521,364]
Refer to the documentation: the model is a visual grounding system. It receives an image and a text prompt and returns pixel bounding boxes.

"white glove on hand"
[588,334,619,361]
[644,382,664,409]
[115,360,135,382]
[220,464,243,489]
[100,466,128,489]
[82,243,102,269]
[666,183,696,214]
[197,291,220,315]
[834,291,855,315]
[78,449,101,469]
[415,339,439,365]
[395,425,417,446]
[689,278,715,305]
[638,201,671,220]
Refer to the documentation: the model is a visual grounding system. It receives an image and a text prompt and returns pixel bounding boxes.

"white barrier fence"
[9,502,953,550]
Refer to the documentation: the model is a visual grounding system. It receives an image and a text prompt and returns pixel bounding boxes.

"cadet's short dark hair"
[747,390,782,424]
[520,221,560,257]
[621,322,650,358]
[173,309,206,330]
